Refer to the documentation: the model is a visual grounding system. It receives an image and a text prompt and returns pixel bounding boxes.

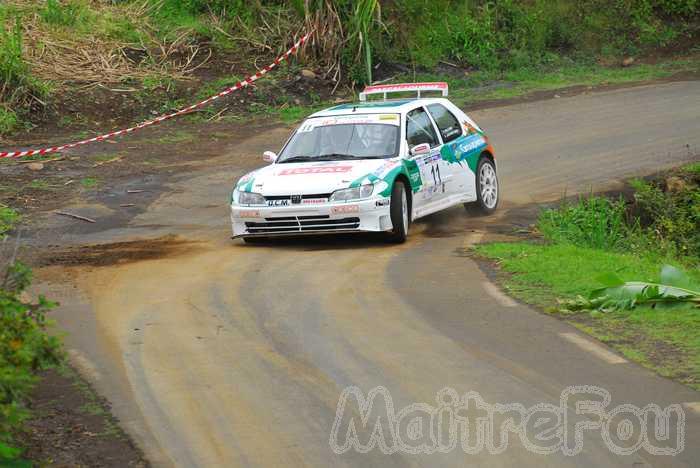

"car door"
[405,106,446,210]
[426,102,473,199]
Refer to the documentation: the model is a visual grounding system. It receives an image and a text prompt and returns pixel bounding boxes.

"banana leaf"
[559,265,700,313]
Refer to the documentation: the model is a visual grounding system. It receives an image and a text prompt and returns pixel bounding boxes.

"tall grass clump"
[300,0,382,85]
[347,0,382,84]
[537,166,700,265]
[40,0,93,28]
[0,109,17,135]
[538,196,631,251]
[0,19,49,135]
[146,0,257,42]
[0,206,19,239]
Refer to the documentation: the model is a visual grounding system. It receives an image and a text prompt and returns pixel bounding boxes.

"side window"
[427,104,462,143]
[406,107,439,149]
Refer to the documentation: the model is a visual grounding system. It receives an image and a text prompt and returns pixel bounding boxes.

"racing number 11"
[431,162,445,193]
[431,164,442,186]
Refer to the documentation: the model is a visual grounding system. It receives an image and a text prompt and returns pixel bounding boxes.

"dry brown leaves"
[13,0,210,88]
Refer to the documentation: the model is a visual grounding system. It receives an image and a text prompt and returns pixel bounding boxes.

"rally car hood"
[241,159,398,196]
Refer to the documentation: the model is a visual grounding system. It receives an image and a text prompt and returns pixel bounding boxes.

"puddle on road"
[38,235,202,267]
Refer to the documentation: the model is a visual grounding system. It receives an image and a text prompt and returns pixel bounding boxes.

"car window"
[427,104,462,143]
[406,107,439,149]
[278,122,400,162]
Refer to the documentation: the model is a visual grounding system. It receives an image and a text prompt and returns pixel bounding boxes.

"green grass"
[142,74,176,92]
[79,401,106,417]
[0,204,20,238]
[155,130,195,144]
[9,152,63,163]
[244,102,325,124]
[0,108,18,134]
[27,179,60,191]
[91,153,123,162]
[80,177,99,189]
[402,57,700,106]
[40,0,93,29]
[475,242,700,389]
[277,105,320,124]
[684,162,700,175]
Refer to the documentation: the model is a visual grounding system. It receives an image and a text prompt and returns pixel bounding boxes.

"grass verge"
[402,57,700,106]
[474,163,700,389]
[475,242,700,388]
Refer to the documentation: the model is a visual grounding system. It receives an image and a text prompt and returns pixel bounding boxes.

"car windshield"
[277,119,400,163]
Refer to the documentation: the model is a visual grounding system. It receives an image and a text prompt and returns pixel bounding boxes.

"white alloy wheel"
[480,161,498,209]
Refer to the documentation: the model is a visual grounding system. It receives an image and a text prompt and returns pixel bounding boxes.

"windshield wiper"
[280,154,390,163]
[278,155,316,163]
[315,153,357,160]
[316,154,388,161]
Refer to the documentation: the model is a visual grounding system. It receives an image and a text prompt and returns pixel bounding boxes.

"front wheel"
[386,181,409,243]
[465,157,499,215]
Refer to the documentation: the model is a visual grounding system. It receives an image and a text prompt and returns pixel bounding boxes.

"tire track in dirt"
[37,81,700,467]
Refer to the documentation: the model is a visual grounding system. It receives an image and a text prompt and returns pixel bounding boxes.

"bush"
[0,206,20,239]
[0,262,62,458]
[537,167,700,265]
[538,196,631,250]
[0,109,18,135]
[378,0,694,70]
[631,176,700,260]
[0,19,49,136]
[654,0,699,17]
[0,19,29,100]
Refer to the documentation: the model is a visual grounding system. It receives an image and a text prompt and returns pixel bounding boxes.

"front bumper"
[231,197,393,238]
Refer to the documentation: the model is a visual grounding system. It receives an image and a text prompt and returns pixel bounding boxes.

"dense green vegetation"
[381,0,698,70]
[1,202,59,463]
[0,261,62,462]
[122,0,700,80]
[476,163,700,388]
[0,15,49,134]
[0,0,696,135]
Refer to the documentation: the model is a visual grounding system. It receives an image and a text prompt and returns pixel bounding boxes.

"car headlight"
[329,184,374,202]
[237,191,265,205]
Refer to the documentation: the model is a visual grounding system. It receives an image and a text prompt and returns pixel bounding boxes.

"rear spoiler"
[359,82,449,101]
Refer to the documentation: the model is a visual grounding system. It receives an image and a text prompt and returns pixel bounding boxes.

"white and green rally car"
[231,82,498,243]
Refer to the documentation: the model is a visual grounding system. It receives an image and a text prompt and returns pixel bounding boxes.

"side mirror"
[263,151,278,163]
[409,143,430,156]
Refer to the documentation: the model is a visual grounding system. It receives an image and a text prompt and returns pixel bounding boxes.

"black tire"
[387,181,409,243]
[465,157,499,215]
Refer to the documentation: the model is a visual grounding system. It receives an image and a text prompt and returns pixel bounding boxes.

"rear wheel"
[465,157,499,215]
[387,181,409,243]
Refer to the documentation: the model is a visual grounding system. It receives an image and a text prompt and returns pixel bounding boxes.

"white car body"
[230,83,497,240]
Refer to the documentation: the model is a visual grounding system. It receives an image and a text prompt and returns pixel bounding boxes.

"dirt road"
[36,81,700,467]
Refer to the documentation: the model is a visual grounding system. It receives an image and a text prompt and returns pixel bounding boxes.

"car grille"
[263,193,332,201]
[245,215,360,234]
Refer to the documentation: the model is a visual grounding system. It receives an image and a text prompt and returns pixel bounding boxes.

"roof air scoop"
[359,82,449,102]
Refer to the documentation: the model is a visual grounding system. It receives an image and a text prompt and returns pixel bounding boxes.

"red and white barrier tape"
[0,31,312,159]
